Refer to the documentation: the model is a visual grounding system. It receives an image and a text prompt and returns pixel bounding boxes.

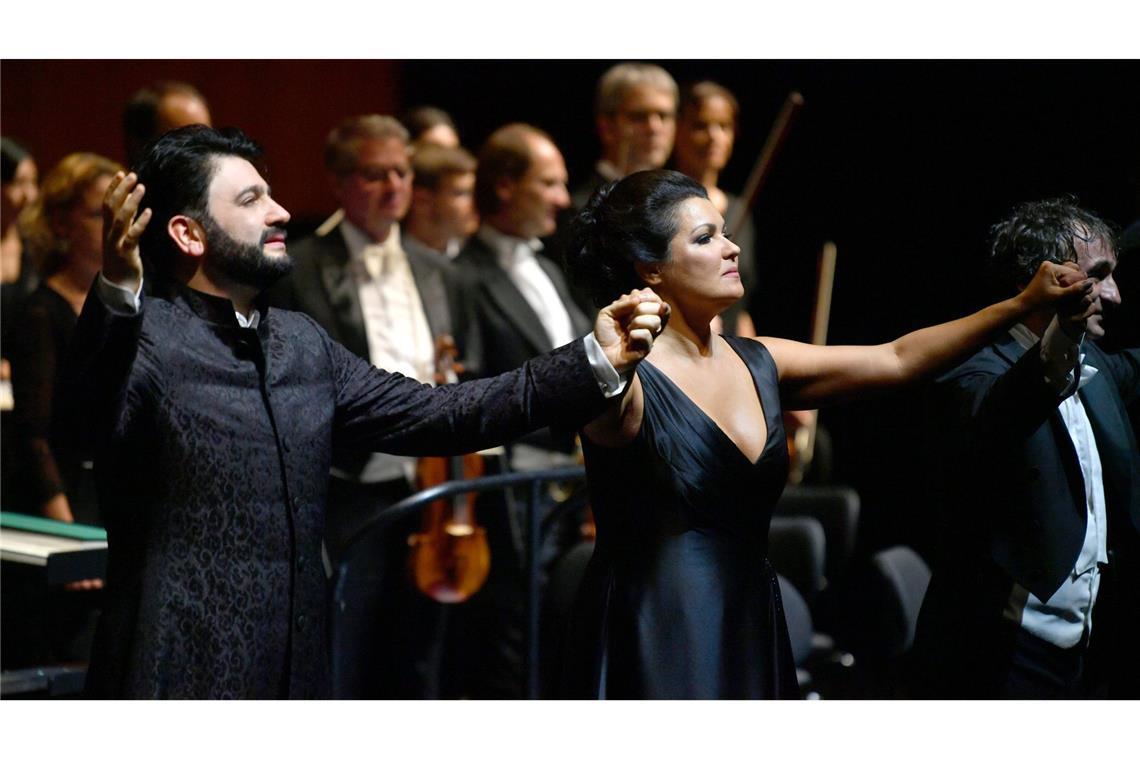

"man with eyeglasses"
[570,62,678,209]
[271,115,476,696]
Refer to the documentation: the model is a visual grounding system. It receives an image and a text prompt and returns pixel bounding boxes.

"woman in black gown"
[559,170,1092,698]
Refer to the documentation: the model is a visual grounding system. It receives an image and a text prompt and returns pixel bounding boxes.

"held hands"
[594,288,670,374]
[102,171,151,293]
[1018,260,1092,315]
[1020,261,1099,340]
[1055,261,1103,340]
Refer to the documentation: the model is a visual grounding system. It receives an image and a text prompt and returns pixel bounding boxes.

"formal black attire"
[9,285,99,522]
[270,222,473,382]
[912,335,1140,697]
[268,221,482,697]
[269,221,478,556]
[55,279,608,698]
[562,337,800,698]
[454,233,590,379]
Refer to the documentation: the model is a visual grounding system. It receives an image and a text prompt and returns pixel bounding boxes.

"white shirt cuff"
[96,273,143,315]
[1039,315,1083,396]
[583,332,629,399]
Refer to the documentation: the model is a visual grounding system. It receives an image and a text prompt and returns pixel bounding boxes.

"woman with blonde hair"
[10,152,121,526]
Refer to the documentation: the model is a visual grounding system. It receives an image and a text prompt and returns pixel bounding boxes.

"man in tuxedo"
[559,63,678,310]
[571,62,678,208]
[269,115,490,696]
[913,198,1139,698]
[459,124,591,384]
[452,123,594,696]
[402,143,479,263]
[272,115,475,560]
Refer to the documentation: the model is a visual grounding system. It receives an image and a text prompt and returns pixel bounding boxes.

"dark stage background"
[4,59,1138,561]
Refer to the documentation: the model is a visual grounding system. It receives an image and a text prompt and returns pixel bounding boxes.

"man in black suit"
[913,198,1139,698]
[402,143,479,263]
[272,115,475,559]
[458,123,591,381]
[270,115,487,696]
[452,123,594,696]
[63,125,665,698]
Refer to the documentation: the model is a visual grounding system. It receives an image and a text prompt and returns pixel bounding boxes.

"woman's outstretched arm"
[762,261,1094,410]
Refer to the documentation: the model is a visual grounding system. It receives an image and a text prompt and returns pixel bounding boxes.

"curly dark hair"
[989,197,1116,294]
[134,124,265,277]
[565,169,707,306]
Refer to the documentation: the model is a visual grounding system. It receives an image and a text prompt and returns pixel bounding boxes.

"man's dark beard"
[200,214,293,291]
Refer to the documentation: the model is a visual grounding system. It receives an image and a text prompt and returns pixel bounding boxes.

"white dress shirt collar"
[340,218,404,279]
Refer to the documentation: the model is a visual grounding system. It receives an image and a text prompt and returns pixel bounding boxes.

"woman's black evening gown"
[562,336,799,698]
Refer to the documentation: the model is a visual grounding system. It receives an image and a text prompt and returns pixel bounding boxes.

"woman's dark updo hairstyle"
[566,169,707,306]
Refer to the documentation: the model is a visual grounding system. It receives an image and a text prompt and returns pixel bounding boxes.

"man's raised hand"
[102,171,151,292]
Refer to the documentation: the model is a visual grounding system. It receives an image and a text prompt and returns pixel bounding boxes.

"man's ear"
[494,176,515,208]
[634,261,663,286]
[168,215,206,259]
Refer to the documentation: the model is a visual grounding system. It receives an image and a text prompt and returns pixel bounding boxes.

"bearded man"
[55,125,667,698]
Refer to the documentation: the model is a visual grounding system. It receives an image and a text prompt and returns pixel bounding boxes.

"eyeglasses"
[353,165,411,183]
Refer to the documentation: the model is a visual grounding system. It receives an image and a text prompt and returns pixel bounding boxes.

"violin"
[786,241,837,485]
[407,335,491,603]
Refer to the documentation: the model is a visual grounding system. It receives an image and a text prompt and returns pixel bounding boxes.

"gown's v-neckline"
[642,336,777,467]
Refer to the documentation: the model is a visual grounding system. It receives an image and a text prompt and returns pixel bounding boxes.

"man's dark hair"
[123,81,210,166]
[134,125,264,276]
[989,197,1117,294]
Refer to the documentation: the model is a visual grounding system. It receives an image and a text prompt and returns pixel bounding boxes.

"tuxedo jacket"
[270,224,482,477]
[912,334,1140,696]
[454,234,591,379]
[271,222,474,367]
